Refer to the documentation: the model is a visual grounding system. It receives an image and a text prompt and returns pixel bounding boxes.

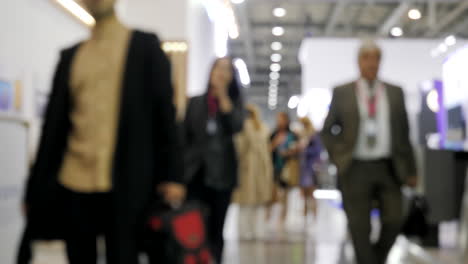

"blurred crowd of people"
[17,1,419,264]
[233,107,324,241]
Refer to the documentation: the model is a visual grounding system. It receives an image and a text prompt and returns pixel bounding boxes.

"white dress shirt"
[353,79,392,160]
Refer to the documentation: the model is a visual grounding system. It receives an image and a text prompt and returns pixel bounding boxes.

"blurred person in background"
[322,40,417,264]
[21,0,185,263]
[297,117,322,223]
[233,104,274,241]
[267,112,299,230]
[183,57,244,263]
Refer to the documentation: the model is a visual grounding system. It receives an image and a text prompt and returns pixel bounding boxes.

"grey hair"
[358,39,382,59]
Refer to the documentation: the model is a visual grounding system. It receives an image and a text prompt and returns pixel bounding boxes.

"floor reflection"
[223,189,461,264]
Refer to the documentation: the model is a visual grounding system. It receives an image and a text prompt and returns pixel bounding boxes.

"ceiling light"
[445,35,457,46]
[269,104,277,110]
[438,43,448,53]
[271,42,283,51]
[269,85,278,92]
[390,27,403,37]
[426,89,439,113]
[272,26,285,36]
[273,7,287,18]
[270,72,280,80]
[234,58,250,87]
[269,79,279,86]
[288,95,300,109]
[231,0,245,4]
[55,0,96,26]
[271,53,282,63]
[270,63,281,72]
[408,9,422,20]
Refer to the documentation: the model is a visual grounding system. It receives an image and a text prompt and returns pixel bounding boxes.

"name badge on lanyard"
[358,80,383,148]
[207,118,218,135]
[365,119,377,148]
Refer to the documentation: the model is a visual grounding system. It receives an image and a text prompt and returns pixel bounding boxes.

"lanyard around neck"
[356,80,384,119]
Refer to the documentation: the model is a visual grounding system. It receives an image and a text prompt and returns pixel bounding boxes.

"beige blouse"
[59,15,131,193]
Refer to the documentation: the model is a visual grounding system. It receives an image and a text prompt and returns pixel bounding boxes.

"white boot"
[238,206,254,241]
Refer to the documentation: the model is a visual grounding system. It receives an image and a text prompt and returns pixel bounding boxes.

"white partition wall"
[0,119,29,263]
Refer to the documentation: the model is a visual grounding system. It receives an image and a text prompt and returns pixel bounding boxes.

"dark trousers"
[188,177,233,264]
[341,160,403,264]
[64,189,118,264]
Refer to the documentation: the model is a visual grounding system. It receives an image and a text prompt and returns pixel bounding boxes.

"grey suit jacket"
[321,81,416,185]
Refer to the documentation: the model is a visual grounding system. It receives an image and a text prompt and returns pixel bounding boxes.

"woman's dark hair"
[277,111,291,131]
[207,57,242,102]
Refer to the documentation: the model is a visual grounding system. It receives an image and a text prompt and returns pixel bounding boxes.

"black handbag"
[402,195,429,238]
[142,200,213,264]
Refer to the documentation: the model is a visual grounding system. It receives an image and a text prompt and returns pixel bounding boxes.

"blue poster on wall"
[0,80,13,111]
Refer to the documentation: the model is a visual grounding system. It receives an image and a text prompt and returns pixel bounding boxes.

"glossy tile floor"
[222,189,464,264]
[31,189,465,264]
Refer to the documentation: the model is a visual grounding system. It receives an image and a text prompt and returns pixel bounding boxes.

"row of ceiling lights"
[268,7,287,110]
[389,8,422,37]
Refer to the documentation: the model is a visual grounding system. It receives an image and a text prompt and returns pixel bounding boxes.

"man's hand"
[157,182,186,205]
[406,176,418,188]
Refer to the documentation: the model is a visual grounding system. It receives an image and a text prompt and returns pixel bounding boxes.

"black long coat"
[22,31,182,263]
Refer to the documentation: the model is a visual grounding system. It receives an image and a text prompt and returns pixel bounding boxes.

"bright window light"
[288,95,300,109]
[270,63,281,72]
[273,7,287,17]
[271,53,282,63]
[55,0,96,26]
[271,42,283,51]
[234,58,250,87]
[313,190,342,200]
[390,27,404,37]
[231,0,245,4]
[445,35,457,46]
[408,9,422,20]
[270,72,280,80]
[272,26,285,36]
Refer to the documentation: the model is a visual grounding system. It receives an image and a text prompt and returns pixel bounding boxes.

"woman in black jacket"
[183,57,244,263]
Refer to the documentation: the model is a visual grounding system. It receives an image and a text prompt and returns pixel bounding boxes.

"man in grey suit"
[322,40,418,264]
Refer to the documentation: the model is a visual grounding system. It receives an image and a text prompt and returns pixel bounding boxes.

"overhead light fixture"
[231,0,245,4]
[408,9,422,20]
[271,53,282,63]
[270,72,280,80]
[270,63,281,72]
[162,42,189,53]
[390,27,403,37]
[445,35,457,46]
[269,85,278,91]
[271,42,283,51]
[438,43,448,53]
[234,58,251,87]
[269,79,279,86]
[288,95,300,109]
[272,26,285,36]
[273,7,287,18]
[55,0,96,27]
[426,89,439,113]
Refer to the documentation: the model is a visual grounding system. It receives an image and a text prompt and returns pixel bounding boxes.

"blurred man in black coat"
[21,0,185,263]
